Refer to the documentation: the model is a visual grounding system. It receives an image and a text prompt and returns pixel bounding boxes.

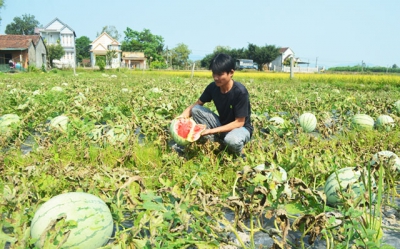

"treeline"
[199,44,280,71]
[328,65,400,73]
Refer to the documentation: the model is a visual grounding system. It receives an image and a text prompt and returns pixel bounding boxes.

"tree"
[5,14,40,35]
[97,25,120,41]
[0,0,4,24]
[392,64,398,69]
[171,43,191,68]
[121,28,164,62]
[47,41,65,67]
[246,43,280,71]
[105,50,117,68]
[75,36,91,63]
[200,46,246,68]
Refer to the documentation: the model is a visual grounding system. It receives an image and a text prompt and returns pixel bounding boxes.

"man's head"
[209,53,235,74]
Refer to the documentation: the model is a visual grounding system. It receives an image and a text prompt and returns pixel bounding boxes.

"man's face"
[212,70,234,87]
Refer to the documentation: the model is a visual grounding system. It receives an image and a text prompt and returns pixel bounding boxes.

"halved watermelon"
[170,117,206,145]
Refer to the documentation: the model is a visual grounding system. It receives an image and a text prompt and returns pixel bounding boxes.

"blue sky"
[1,0,398,68]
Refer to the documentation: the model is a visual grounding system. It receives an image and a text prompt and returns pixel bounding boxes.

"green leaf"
[285,203,307,215]
[142,201,165,211]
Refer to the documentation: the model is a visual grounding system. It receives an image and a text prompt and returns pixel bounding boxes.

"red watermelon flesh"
[176,119,193,139]
[170,118,206,145]
[187,124,207,142]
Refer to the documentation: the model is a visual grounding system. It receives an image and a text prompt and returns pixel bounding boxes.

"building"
[90,32,121,68]
[36,18,76,68]
[0,35,47,70]
[269,47,295,71]
[269,47,319,73]
[122,52,146,69]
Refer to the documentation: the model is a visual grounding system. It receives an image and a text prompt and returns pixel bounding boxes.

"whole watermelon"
[324,167,376,206]
[370,151,400,173]
[31,192,113,248]
[299,112,317,132]
[49,115,69,132]
[375,114,395,131]
[351,114,374,130]
[0,114,20,135]
[394,100,400,114]
[266,116,286,136]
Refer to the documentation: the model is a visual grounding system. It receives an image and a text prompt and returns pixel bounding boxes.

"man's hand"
[201,129,213,136]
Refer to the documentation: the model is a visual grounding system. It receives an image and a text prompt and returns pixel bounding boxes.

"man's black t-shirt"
[199,81,253,137]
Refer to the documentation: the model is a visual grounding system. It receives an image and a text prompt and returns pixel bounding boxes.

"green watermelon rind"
[370,150,400,173]
[170,118,206,146]
[351,114,374,130]
[394,100,400,113]
[375,115,395,130]
[0,114,21,134]
[324,167,376,206]
[49,115,69,132]
[299,113,317,133]
[30,192,113,249]
[187,124,206,142]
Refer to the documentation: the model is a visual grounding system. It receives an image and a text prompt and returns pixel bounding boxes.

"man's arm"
[202,117,245,136]
[179,99,204,118]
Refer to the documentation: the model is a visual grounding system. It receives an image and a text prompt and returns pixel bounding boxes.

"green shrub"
[28,64,38,72]
[96,56,106,71]
[151,61,168,69]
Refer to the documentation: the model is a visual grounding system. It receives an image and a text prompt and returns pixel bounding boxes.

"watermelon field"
[1,69,400,248]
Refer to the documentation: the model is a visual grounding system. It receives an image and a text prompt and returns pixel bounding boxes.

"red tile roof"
[0,35,41,50]
[279,47,289,53]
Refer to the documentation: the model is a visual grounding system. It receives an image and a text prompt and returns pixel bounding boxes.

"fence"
[0,64,25,73]
[271,65,323,73]
[0,55,25,72]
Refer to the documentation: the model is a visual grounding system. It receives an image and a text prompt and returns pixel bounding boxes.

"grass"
[0,69,399,248]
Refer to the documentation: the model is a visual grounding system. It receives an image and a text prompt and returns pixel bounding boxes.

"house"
[269,47,318,73]
[0,35,47,70]
[122,52,146,69]
[36,18,76,68]
[269,47,295,70]
[90,32,121,68]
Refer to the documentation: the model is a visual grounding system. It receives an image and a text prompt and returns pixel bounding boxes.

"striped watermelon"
[170,117,206,145]
[299,112,317,132]
[370,151,400,173]
[0,114,20,135]
[51,86,63,92]
[49,115,69,132]
[267,117,285,136]
[394,100,400,114]
[324,167,376,206]
[375,115,395,131]
[31,192,113,248]
[351,114,374,130]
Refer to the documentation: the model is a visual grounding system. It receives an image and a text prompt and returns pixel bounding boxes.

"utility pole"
[315,57,318,68]
[361,60,364,72]
[290,56,294,79]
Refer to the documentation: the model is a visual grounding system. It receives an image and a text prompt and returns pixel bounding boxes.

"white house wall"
[92,36,113,50]
[41,32,61,45]
[90,33,121,68]
[46,20,64,30]
[269,48,294,70]
[39,19,76,68]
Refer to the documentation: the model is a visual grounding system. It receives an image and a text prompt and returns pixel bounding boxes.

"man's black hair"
[209,53,235,73]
